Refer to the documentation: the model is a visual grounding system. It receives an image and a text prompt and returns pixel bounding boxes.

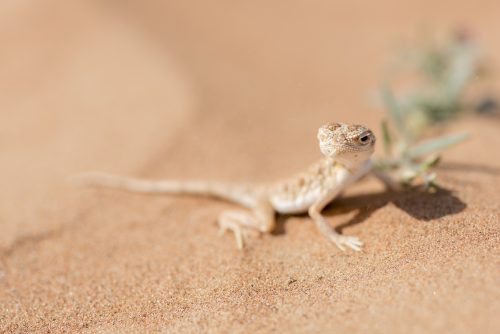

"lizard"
[75,122,395,251]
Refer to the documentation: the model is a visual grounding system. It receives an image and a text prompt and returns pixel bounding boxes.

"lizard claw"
[331,235,363,252]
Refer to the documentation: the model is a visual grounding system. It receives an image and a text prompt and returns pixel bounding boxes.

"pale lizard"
[75,122,395,251]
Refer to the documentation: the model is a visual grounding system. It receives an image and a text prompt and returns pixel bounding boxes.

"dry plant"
[375,30,494,190]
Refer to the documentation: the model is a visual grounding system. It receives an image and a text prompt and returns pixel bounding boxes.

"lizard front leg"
[308,193,363,252]
[218,199,276,249]
[371,168,402,191]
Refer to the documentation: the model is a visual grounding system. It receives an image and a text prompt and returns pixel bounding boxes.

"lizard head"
[317,122,376,167]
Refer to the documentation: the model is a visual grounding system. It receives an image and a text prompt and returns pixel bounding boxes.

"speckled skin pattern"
[77,122,378,251]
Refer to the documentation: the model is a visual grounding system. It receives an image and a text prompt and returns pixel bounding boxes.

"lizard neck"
[328,156,371,172]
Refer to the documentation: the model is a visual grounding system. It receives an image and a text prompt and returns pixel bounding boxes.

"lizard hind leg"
[217,201,276,249]
[218,210,253,249]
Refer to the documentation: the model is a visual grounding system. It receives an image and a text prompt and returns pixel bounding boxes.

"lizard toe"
[331,235,363,251]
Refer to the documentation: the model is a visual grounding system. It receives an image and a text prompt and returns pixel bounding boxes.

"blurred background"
[1,1,499,332]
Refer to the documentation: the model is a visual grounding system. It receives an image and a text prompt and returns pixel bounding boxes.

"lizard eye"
[358,134,370,144]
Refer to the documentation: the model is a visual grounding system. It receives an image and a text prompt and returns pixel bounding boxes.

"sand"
[0,1,499,333]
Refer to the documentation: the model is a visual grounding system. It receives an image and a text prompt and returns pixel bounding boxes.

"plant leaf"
[419,154,441,170]
[380,85,406,136]
[381,119,392,157]
[406,132,469,159]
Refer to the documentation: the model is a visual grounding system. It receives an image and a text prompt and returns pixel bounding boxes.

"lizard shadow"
[272,186,466,235]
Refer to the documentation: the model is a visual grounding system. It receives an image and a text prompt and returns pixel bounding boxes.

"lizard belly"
[270,188,325,214]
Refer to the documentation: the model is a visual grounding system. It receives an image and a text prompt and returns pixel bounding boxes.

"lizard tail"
[71,172,258,208]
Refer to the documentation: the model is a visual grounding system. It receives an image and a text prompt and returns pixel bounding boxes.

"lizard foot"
[218,219,248,249]
[330,234,363,252]
[218,210,261,249]
[218,207,274,249]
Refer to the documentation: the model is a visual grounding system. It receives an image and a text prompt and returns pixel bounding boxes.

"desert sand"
[0,1,499,333]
